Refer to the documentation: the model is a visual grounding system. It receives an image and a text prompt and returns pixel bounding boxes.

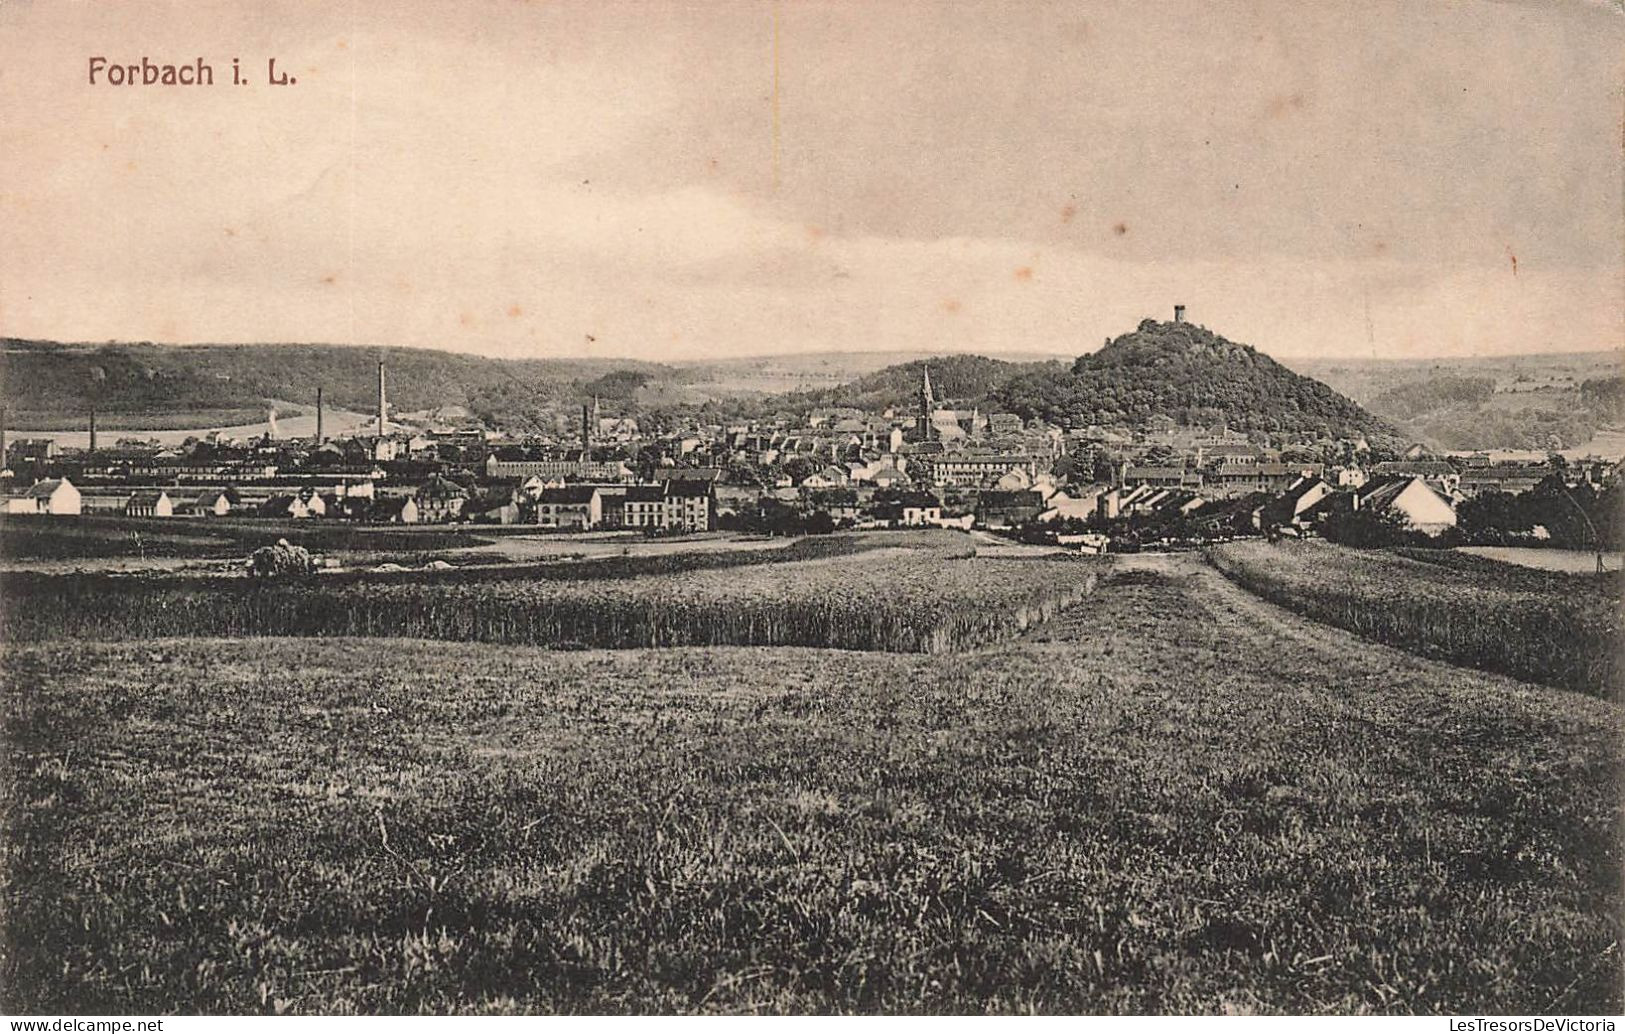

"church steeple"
[917,364,936,441]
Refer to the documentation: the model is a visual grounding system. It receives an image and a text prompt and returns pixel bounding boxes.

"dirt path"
[1102,551,1556,696]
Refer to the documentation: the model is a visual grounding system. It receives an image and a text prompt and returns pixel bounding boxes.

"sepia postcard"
[1,0,1621,1022]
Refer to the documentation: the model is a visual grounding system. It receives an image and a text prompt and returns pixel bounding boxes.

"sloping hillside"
[1291,352,1624,452]
[767,354,1065,415]
[990,319,1395,438]
[0,339,671,431]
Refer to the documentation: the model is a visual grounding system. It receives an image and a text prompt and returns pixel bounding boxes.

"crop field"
[1,555,1618,1014]
[0,536,1099,654]
[1208,540,1622,699]
[0,514,487,563]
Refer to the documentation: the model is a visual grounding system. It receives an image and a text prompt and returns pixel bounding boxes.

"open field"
[0,515,822,575]
[0,535,1099,654]
[1456,546,1623,574]
[1208,540,1621,699]
[0,513,489,564]
[1,555,1618,1014]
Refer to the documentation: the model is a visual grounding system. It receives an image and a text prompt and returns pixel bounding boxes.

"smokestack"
[1174,304,1186,323]
[315,386,324,443]
[582,403,591,454]
[1,405,7,469]
[376,361,386,438]
[89,405,97,455]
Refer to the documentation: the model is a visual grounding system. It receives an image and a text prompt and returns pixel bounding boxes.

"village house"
[1038,484,1109,523]
[414,475,469,523]
[802,488,860,525]
[1348,476,1458,534]
[601,484,667,529]
[1122,465,1204,491]
[259,490,326,519]
[799,465,850,489]
[1256,476,1332,529]
[976,489,1046,529]
[536,485,603,530]
[1456,463,1551,498]
[1371,460,1459,495]
[368,495,421,524]
[463,487,522,525]
[898,491,943,527]
[124,490,174,518]
[1204,462,1323,498]
[192,489,235,517]
[663,478,716,532]
[3,477,82,515]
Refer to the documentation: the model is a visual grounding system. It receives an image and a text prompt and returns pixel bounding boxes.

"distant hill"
[989,319,1396,439]
[1289,350,1624,452]
[0,339,672,431]
[763,354,1066,415]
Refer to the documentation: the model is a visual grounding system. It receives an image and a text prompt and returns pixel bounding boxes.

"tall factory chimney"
[315,386,324,443]
[376,361,387,438]
[1,405,7,469]
[88,405,97,455]
[581,402,592,454]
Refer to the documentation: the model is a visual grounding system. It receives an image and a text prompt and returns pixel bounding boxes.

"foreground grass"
[1209,540,1622,699]
[1,558,1619,1013]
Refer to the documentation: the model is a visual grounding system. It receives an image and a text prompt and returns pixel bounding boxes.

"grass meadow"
[0,513,486,562]
[0,537,1099,654]
[1,557,1619,1014]
[1208,540,1622,699]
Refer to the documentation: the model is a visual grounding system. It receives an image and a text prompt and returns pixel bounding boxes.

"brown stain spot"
[1014,266,1034,282]
[336,39,348,50]
[320,274,337,285]
[1113,222,1128,236]
[223,227,237,237]
[101,143,109,151]
[1506,245,1517,277]
[125,160,137,172]
[507,304,523,318]
[1264,93,1307,120]
[805,224,825,242]
[942,299,962,315]
[1060,203,1076,224]
[459,311,476,328]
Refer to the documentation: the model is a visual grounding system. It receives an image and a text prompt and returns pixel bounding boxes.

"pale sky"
[1,0,1621,361]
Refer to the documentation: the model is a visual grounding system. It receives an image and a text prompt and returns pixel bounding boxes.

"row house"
[1456,464,1551,498]
[1121,465,1204,490]
[924,453,1040,488]
[1370,460,1459,495]
[1204,463,1323,498]
[485,447,632,481]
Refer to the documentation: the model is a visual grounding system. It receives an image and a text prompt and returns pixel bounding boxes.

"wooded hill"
[988,319,1397,439]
